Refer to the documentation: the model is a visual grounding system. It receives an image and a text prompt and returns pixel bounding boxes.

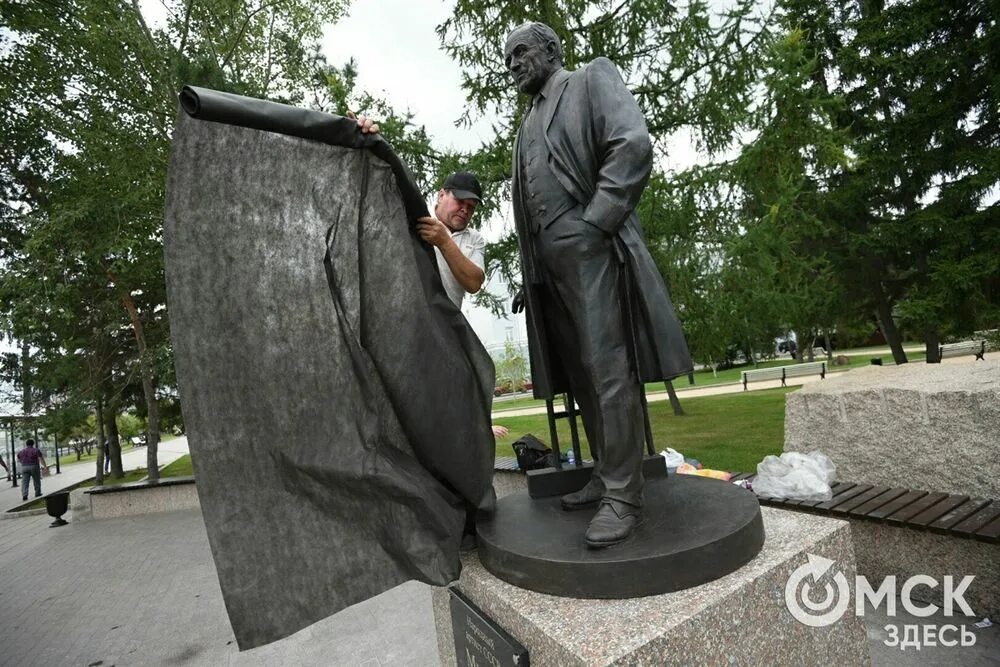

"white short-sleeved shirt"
[435,225,486,308]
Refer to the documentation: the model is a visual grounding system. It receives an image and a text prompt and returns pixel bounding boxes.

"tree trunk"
[925,326,941,363]
[796,331,813,363]
[873,287,908,364]
[95,396,106,486]
[823,332,833,361]
[104,407,124,478]
[114,278,160,481]
[21,344,32,414]
[664,381,685,416]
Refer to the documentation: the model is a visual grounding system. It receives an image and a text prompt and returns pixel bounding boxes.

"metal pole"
[564,391,582,466]
[545,399,563,470]
[640,386,654,456]
[4,419,12,485]
[54,434,61,474]
[9,420,18,488]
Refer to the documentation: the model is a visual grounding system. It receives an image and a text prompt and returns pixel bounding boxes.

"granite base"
[850,520,999,619]
[433,508,869,666]
[784,361,1000,498]
[86,478,200,519]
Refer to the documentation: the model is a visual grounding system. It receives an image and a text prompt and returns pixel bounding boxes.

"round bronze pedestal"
[476,475,765,598]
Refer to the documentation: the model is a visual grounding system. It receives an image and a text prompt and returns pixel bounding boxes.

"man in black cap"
[352,115,486,308]
[417,171,486,308]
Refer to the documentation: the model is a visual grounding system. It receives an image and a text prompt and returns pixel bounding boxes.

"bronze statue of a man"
[505,22,693,547]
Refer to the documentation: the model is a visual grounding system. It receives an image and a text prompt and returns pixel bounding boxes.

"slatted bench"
[742,361,826,391]
[729,473,999,544]
[495,456,520,472]
[939,339,988,361]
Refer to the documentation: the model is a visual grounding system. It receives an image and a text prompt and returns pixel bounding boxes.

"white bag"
[660,448,685,469]
[753,451,836,501]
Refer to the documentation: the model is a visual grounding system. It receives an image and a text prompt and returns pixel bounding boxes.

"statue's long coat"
[511,59,693,398]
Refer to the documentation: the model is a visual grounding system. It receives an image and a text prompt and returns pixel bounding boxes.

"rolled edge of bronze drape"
[178,85,429,222]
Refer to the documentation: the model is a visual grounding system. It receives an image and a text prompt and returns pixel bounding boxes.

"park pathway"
[492,348,974,419]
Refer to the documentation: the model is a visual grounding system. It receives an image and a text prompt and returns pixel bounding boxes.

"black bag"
[513,434,555,471]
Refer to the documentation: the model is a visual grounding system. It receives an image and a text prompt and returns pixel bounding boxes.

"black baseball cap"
[443,171,482,202]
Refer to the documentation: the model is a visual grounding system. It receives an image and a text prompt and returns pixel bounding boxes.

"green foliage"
[439,0,773,311]
[0,1,356,470]
[492,340,529,391]
[784,0,1000,352]
[116,412,144,440]
[443,0,998,362]
[440,0,771,146]
[159,454,194,478]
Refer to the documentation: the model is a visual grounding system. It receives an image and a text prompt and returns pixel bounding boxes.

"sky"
[320,0,497,154]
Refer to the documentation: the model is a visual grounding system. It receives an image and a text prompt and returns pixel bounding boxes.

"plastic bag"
[660,448,685,469]
[753,451,836,501]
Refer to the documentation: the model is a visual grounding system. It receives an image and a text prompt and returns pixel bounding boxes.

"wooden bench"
[939,339,987,361]
[730,472,1000,543]
[495,456,520,472]
[742,361,826,391]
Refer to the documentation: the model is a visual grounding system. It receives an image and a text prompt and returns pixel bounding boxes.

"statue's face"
[504,30,558,96]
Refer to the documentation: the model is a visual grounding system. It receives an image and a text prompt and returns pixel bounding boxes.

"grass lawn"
[160,455,194,478]
[494,386,795,473]
[53,432,179,468]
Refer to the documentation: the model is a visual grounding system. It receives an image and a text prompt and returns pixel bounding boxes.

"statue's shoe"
[560,478,605,511]
[585,500,642,548]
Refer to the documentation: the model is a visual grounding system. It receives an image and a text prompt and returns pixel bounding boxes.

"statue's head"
[504,22,564,96]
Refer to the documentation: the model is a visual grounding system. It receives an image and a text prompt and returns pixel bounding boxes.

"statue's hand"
[511,287,525,314]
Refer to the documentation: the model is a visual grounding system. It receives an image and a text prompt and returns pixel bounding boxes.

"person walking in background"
[0,452,8,481]
[17,439,49,501]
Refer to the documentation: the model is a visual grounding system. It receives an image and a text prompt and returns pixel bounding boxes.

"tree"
[1,0,349,480]
[493,340,529,392]
[438,0,774,302]
[728,26,850,364]
[845,0,1000,358]
[780,0,1000,362]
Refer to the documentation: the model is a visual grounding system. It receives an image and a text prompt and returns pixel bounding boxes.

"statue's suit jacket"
[511,58,693,398]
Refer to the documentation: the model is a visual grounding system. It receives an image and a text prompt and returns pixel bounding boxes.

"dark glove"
[511,287,525,314]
